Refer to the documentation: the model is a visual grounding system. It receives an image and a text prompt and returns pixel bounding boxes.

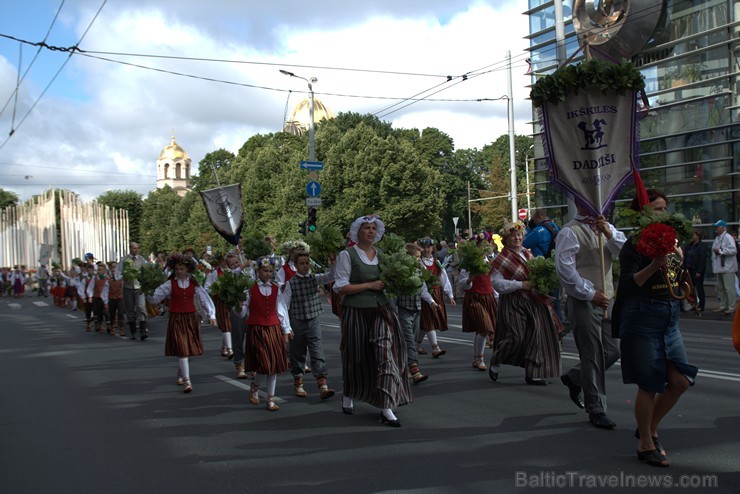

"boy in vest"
[397,243,432,383]
[553,207,626,429]
[82,264,96,331]
[89,263,110,334]
[283,250,336,399]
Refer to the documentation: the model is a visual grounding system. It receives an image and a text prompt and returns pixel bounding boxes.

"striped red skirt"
[213,297,232,333]
[164,312,204,358]
[245,324,287,374]
[420,285,449,332]
[462,292,497,337]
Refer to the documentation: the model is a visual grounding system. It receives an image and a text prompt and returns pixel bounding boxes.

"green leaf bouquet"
[137,263,167,296]
[209,271,255,309]
[379,251,423,298]
[456,241,489,276]
[526,256,559,296]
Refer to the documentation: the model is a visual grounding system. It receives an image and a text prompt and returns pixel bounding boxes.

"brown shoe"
[183,379,193,394]
[249,382,260,405]
[317,377,335,400]
[294,376,308,398]
[410,364,429,383]
[266,395,279,411]
[472,356,487,371]
[432,345,446,358]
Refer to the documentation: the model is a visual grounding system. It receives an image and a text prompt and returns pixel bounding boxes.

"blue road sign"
[306,181,322,197]
[300,160,324,170]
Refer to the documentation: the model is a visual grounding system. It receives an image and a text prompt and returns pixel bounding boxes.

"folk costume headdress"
[349,215,385,244]
[499,220,526,239]
[166,254,197,272]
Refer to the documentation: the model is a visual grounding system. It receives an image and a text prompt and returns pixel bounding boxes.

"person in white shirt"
[554,207,626,430]
[710,219,737,314]
[148,255,216,394]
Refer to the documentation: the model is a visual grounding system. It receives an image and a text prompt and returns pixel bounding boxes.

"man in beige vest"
[115,241,149,340]
[554,208,626,429]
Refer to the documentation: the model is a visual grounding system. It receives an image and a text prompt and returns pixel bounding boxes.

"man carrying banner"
[554,207,626,429]
[115,241,149,340]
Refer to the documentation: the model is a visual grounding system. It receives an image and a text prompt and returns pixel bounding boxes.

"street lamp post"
[524,144,534,214]
[280,69,317,161]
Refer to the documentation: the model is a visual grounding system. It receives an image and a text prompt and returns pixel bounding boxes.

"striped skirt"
[340,305,412,409]
[462,292,497,337]
[164,312,204,358]
[420,285,449,332]
[491,292,560,379]
[213,297,232,333]
[245,324,288,375]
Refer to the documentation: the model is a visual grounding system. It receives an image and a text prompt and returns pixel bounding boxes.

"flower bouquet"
[456,241,489,276]
[137,263,167,296]
[379,251,423,298]
[526,257,559,296]
[209,271,255,309]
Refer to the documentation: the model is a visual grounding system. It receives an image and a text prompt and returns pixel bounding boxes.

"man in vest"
[554,207,626,429]
[710,219,737,314]
[36,263,49,297]
[115,241,149,340]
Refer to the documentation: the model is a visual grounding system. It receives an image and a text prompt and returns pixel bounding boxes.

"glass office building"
[525,0,739,241]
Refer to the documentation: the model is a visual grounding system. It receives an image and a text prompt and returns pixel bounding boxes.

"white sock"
[473,334,487,357]
[179,358,190,379]
[381,408,397,421]
[428,330,439,347]
[342,395,353,409]
[223,332,232,349]
[266,374,277,396]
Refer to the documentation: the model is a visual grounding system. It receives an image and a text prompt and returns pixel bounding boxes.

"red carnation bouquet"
[635,222,676,258]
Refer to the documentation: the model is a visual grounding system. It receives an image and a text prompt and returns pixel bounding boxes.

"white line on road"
[32,301,49,307]
[7,303,21,309]
[66,314,79,319]
[214,375,286,403]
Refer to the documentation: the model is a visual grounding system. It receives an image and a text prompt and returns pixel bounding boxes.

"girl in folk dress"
[458,249,498,371]
[204,253,238,359]
[417,237,456,358]
[149,255,216,394]
[333,215,412,427]
[10,266,25,298]
[488,221,562,385]
[241,257,292,412]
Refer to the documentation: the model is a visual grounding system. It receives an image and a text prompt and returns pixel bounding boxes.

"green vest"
[341,247,388,308]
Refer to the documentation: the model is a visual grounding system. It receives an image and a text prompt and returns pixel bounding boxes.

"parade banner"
[200,184,243,245]
[540,87,639,216]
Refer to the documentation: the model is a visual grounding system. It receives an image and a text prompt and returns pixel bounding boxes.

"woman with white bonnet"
[332,215,412,427]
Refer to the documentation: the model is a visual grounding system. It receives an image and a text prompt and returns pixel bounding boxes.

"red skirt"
[420,285,449,332]
[213,297,231,333]
[244,324,287,374]
[164,312,204,358]
[462,292,497,337]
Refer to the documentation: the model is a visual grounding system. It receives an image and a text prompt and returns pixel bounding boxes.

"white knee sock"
[223,332,232,349]
[266,374,277,396]
[381,408,397,421]
[473,334,487,357]
[428,330,439,347]
[179,358,190,379]
[342,395,353,409]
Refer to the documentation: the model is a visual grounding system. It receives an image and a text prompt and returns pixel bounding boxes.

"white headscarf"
[349,215,385,244]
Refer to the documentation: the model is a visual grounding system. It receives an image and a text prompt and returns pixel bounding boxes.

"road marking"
[66,314,79,319]
[8,303,21,309]
[213,375,286,403]
[32,301,49,307]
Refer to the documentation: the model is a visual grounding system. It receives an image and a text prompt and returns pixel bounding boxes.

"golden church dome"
[284,97,334,134]
[158,133,189,161]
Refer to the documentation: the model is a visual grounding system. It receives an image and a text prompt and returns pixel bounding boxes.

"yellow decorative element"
[158,133,190,160]
[283,97,335,135]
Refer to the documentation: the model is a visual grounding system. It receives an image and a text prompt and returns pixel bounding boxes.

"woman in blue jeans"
[616,189,698,468]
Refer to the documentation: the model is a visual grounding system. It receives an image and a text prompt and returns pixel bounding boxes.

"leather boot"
[85,320,91,332]
[235,362,247,379]
[118,321,126,337]
[317,376,335,400]
[139,321,148,341]
[410,364,429,384]
[128,321,137,340]
[293,376,308,398]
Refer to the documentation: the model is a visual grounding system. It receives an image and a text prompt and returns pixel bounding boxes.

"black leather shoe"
[379,413,402,428]
[488,365,498,382]
[560,375,585,409]
[589,413,616,430]
[525,377,547,386]
[342,406,354,415]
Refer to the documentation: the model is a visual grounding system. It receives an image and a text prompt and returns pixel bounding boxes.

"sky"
[0,0,533,202]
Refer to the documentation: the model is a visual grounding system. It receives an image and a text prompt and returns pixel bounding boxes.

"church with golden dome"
[156,132,190,196]
[283,97,334,135]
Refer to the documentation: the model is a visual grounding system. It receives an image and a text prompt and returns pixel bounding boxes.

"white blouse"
[333,245,377,293]
[149,278,216,319]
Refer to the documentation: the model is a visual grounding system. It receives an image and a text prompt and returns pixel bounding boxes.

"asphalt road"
[1,296,739,494]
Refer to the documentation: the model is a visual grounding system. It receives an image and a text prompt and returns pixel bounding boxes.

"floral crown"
[281,240,310,255]
[500,220,526,237]
[166,254,197,272]
[254,256,277,269]
[417,237,435,247]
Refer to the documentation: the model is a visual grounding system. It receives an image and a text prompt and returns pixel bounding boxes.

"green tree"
[96,190,144,243]
[140,186,182,255]
[0,188,19,208]
[190,149,237,193]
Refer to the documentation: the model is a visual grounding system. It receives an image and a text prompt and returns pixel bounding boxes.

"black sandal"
[637,449,669,467]
[635,427,665,455]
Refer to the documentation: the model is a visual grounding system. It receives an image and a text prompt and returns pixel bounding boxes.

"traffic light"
[307,207,317,232]
[298,220,307,236]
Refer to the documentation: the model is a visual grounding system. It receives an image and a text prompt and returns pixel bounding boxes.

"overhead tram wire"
[0,0,108,151]
[0,162,156,177]
[0,0,67,119]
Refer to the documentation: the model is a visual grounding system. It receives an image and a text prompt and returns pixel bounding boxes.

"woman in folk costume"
[50,267,65,307]
[332,215,412,427]
[148,254,216,394]
[10,266,25,298]
[417,237,456,358]
[487,220,562,385]
[458,243,498,371]
[241,256,292,412]
[204,252,236,359]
